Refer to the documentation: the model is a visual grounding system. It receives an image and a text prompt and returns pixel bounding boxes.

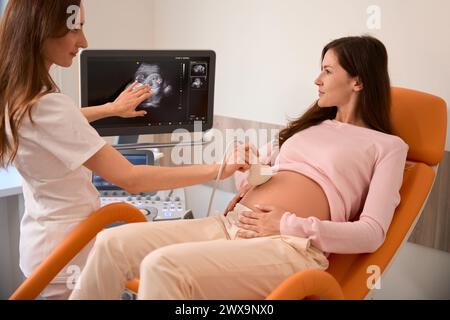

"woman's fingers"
[125,81,138,92]
[238,218,258,228]
[245,143,259,165]
[237,223,258,232]
[247,143,259,163]
[133,93,153,106]
[225,185,252,215]
[223,207,231,216]
[228,143,246,165]
[134,110,147,117]
[239,211,259,225]
[133,85,152,97]
[224,198,239,215]
[236,230,258,239]
[139,91,153,100]
[241,210,259,218]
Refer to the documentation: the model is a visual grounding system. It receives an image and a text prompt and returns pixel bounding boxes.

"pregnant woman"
[70,35,408,300]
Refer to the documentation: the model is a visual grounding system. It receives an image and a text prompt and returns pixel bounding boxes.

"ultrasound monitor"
[80,50,216,137]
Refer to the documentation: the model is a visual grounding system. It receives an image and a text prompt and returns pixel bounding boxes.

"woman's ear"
[353,77,364,92]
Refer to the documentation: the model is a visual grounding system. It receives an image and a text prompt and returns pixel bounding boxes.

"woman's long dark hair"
[279,35,392,147]
[0,0,81,168]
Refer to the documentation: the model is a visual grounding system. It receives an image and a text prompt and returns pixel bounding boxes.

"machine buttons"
[140,206,158,221]
[99,189,187,222]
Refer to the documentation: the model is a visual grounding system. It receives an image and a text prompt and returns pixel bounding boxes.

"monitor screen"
[80,50,215,136]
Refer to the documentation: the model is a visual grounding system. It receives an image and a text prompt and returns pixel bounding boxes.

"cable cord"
[206,139,241,217]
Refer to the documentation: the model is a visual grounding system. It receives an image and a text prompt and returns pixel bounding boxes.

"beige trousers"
[69,204,328,300]
[40,283,72,300]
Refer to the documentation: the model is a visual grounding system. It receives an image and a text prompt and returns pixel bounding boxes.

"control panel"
[93,149,192,221]
[99,188,192,221]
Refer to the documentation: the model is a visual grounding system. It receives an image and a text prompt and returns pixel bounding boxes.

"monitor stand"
[114,135,155,166]
[116,135,139,145]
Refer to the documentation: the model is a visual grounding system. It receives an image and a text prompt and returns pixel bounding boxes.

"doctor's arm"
[81,81,152,123]
[84,144,249,194]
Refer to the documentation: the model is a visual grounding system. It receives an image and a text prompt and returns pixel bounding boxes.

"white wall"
[148,0,450,150]
[60,1,450,151]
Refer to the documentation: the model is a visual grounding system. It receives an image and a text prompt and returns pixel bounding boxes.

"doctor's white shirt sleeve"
[29,93,106,170]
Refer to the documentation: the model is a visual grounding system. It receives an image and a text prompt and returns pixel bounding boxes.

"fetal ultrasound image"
[191,77,207,89]
[191,63,207,76]
[131,63,173,108]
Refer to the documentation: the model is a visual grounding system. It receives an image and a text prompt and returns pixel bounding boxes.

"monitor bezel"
[80,49,216,137]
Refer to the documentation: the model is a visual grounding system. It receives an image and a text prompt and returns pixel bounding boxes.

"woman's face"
[314,49,362,108]
[42,2,88,69]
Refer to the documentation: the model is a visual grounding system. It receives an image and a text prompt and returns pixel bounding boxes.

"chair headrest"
[391,87,447,166]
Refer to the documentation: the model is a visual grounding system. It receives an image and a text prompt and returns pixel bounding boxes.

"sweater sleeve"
[280,143,409,254]
[234,139,280,190]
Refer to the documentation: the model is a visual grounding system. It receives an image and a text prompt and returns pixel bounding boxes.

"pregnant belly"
[239,171,331,221]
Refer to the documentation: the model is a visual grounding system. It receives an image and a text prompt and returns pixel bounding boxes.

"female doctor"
[0,0,249,299]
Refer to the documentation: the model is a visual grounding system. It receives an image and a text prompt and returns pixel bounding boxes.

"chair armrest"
[10,202,146,300]
[266,269,345,300]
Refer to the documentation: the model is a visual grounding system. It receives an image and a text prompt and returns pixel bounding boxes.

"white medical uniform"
[5,93,106,295]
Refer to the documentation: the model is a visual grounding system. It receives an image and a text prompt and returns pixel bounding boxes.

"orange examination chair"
[10,87,447,300]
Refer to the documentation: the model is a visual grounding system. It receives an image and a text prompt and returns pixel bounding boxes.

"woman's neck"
[335,111,368,128]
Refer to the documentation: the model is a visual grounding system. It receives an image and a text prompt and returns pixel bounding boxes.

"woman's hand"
[110,81,153,118]
[223,184,253,216]
[235,205,286,238]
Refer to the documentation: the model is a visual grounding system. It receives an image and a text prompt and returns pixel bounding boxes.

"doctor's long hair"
[0,0,81,168]
[278,35,393,147]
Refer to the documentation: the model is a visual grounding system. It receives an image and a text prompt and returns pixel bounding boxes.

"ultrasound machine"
[80,50,216,222]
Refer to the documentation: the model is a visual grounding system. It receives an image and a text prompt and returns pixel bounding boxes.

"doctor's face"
[314,49,360,108]
[42,2,88,69]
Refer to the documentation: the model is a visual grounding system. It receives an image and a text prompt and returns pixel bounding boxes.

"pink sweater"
[235,119,409,254]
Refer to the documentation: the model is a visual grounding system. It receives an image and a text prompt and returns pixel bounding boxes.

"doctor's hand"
[235,205,285,238]
[218,143,254,180]
[228,142,258,168]
[219,162,250,181]
[110,81,153,118]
